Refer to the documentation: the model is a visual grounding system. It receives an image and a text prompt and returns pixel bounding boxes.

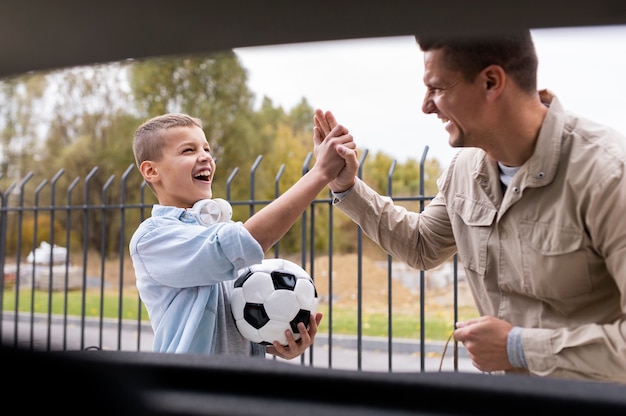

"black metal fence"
[0,148,467,373]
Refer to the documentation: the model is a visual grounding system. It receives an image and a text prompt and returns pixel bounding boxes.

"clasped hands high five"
[313,109,359,193]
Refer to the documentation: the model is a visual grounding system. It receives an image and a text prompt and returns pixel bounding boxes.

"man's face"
[421,49,486,149]
[147,125,216,208]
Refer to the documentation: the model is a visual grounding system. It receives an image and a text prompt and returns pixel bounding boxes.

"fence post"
[271,164,285,258]
[355,149,368,371]
[80,166,99,350]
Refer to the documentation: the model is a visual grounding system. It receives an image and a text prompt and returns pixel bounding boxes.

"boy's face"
[141,125,216,208]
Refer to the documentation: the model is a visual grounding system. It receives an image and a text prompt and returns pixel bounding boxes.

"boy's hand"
[313,109,358,193]
[312,117,356,185]
[266,312,323,360]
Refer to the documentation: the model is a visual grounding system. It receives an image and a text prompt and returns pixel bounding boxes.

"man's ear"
[482,64,505,99]
[140,161,159,184]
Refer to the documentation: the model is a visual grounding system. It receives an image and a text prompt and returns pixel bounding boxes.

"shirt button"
[512,186,520,193]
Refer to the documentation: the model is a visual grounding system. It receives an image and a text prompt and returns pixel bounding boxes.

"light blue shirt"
[129,204,265,355]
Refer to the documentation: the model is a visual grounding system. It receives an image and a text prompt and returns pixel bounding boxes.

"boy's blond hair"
[133,113,203,168]
[133,113,203,193]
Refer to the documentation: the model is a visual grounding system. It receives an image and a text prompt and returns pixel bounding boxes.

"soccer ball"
[231,258,319,346]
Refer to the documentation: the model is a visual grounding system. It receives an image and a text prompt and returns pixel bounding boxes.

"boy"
[130,113,356,359]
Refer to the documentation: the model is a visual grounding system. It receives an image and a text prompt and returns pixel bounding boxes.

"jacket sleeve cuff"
[331,179,358,204]
[507,326,528,368]
[520,327,558,375]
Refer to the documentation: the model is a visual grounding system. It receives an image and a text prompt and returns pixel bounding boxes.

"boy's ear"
[140,161,159,184]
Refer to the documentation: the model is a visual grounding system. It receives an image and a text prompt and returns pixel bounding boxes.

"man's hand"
[266,312,323,360]
[454,315,515,373]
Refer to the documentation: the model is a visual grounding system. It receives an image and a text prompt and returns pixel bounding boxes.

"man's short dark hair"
[415,31,538,92]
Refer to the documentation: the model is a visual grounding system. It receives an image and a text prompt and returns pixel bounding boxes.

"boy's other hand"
[266,312,323,360]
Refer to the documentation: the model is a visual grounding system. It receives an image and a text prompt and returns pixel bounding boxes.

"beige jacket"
[335,92,626,384]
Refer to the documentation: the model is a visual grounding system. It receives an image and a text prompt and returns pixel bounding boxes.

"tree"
[29,63,140,256]
[128,52,260,170]
[0,72,48,182]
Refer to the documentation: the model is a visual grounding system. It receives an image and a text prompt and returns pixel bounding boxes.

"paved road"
[2,312,479,374]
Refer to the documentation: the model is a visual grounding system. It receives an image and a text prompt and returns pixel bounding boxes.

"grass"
[2,287,148,322]
[2,288,478,341]
[319,305,479,341]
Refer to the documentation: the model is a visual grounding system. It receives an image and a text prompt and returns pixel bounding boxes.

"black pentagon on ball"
[243,303,269,329]
[290,309,311,333]
[270,269,297,290]
[233,269,254,288]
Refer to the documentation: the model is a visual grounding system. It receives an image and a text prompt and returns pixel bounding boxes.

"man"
[315,30,626,384]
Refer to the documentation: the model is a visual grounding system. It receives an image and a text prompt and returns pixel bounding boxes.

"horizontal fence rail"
[0,148,468,373]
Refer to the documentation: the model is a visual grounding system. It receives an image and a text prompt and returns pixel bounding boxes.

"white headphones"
[188,198,233,226]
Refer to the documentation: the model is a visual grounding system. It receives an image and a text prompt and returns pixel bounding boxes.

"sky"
[234,25,626,165]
